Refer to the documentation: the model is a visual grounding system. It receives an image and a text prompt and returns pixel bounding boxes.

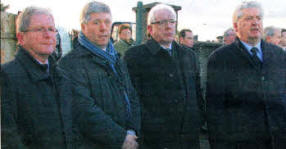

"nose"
[99,22,108,31]
[43,31,54,38]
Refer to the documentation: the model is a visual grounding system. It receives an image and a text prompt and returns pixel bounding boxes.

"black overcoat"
[124,39,203,149]
[1,48,74,149]
[59,39,141,148]
[206,38,286,148]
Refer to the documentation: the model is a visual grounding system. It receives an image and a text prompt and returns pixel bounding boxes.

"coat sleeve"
[71,84,126,148]
[122,61,141,135]
[59,57,126,147]
[206,52,228,141]
[1,71,28,149]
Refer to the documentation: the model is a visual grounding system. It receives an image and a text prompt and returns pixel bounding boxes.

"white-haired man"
[124,3,203,149]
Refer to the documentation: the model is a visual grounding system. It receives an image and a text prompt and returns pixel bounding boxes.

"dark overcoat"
[206,38,286,148]
[1,48,74,149]
[124,39,203,149]
[59,38,141,148]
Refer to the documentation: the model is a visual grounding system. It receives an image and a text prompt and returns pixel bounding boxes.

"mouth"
[251,28,260,32]
[165,33,175,37]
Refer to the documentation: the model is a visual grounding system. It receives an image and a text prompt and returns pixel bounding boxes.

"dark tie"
[166,48,172,56]
[250,47,262,68]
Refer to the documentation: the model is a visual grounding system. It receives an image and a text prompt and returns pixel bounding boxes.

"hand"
[121,134,138,149]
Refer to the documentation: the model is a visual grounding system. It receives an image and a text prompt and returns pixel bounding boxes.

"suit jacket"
[59,38,141,148]
[124,39,203,149]
[206,38,286,143]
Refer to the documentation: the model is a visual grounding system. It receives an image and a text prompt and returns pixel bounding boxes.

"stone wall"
[1,12,17,64]
[193,42,222,98]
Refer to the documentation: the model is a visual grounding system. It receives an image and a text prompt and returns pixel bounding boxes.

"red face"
[81,12,112,49]
[17,14,57,62]
[148,9,176,47]
[234,8,263,45]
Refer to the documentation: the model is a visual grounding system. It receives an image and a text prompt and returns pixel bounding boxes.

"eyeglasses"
[23,27,58,33]
[151,19,176,26]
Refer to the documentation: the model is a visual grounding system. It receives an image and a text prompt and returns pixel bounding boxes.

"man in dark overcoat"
[1,7,74,149]
[59,1,140,149]
[124,4,204,149]
[206,1,286,149]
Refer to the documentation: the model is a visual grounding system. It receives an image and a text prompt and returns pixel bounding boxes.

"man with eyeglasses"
[1,6,70,148]
[124,4,203,149]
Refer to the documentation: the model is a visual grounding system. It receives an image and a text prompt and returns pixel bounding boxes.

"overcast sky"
[2,0,286,41]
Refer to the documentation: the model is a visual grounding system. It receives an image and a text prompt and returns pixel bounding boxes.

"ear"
[233,22,238,33]
[147,25,152,35]
[16,32,24,45]
[179,37,183,42]
[81,23,86,33]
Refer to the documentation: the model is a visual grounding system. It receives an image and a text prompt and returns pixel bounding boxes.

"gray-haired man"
[59,1,140,149]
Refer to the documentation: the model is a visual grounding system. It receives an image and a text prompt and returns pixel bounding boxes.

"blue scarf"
[78,32,131,118]
[78,32,118,64]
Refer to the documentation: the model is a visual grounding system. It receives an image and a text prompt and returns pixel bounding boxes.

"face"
[119,28,132,41]
[279,37,286,47]
[233,8,263,45]
[224,31,236,45]
[81,12,112,49]
[148,9,176,46]
[17,14,57,62]
[282,32,286,38]
[180,31,194,48]
[267,29,281,45]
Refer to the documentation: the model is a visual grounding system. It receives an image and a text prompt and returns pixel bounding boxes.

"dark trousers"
[141,135,200,149]
[210,140,272,149]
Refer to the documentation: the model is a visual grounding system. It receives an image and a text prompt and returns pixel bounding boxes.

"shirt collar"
[240,40,263,61]
[160,43,172,50]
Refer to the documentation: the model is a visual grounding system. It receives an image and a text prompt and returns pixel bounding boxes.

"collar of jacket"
[145,38,179,55]
[119,39,133,46]
[16,46,58,82]
[232,37,276,71]
[234,37,266,55]
[73,38,122,71]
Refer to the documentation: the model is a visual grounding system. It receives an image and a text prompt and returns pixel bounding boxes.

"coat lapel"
[233,38,262,71]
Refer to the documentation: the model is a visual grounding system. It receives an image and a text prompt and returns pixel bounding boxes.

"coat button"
[169,73,174,77]
[261,76,265,81]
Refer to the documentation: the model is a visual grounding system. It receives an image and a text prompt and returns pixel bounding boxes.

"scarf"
[78,32,132,119]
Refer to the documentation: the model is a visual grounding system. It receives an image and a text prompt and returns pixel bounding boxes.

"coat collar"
[233,37,269,70]
[145,38,179,55]
[16,46,58,82]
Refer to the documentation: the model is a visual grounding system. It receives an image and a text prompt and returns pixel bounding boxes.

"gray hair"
[16,6,53,33]
[233,1,264,23]
[264,26,281,39]
[223,28,235,37]
[147,4,176,25]
[80,1,111,24]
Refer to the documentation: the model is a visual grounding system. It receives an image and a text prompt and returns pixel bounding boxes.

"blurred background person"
[223,28,236,45]
[279,29,286,50]
[114,24,134,58]
[264,26,281,46]
[179,29,194,48]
